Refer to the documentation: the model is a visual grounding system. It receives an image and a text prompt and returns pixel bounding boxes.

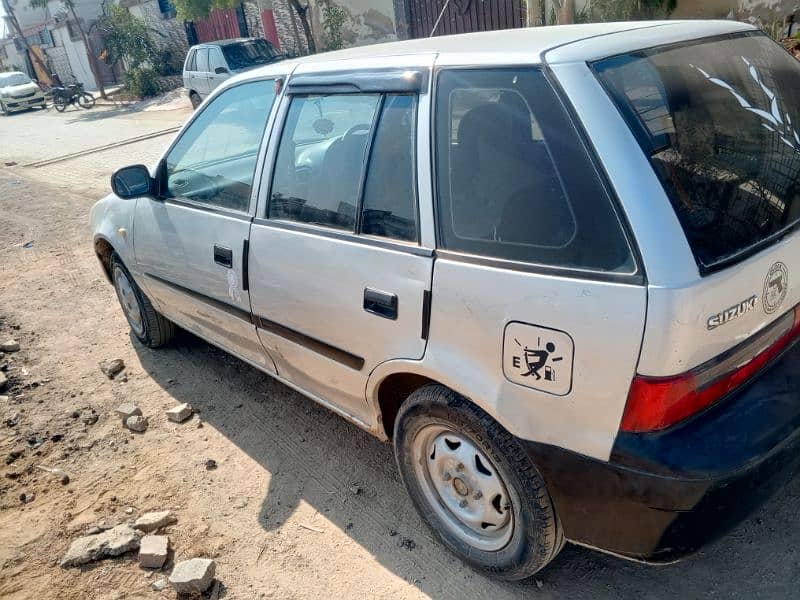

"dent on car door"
[426,67,647,461]
[248,87,432,423]
[133,79,279,372]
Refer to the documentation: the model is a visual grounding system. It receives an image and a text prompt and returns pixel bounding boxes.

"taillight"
[621,304,800,433]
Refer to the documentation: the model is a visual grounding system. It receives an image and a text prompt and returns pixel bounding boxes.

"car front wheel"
[110,253,175,348]
[394,384,564,580]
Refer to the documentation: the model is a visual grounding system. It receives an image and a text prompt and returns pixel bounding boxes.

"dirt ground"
[1,105,799,600]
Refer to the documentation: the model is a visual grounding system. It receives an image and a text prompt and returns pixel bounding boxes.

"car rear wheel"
[394,384,564,580]
[110,253,175,348]
[189,91,201,109]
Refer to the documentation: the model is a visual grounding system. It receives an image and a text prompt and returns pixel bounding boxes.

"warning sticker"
[503,322,574,396]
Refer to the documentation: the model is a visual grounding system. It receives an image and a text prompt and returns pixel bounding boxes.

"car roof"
[193,38,261,48]
[233,20,754,79]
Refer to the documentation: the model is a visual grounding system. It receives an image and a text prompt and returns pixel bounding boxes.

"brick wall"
[272,0,310,56]
[243,1,266,38]
[127,0,189,60]
[44,44,74,85]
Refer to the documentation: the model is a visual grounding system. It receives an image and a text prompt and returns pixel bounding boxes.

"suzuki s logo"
[707,295,758,330]
[763,262,789,315]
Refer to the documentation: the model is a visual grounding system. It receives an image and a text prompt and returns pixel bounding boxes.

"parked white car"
[92,21,800,580]
[182,38,283,109]
[0,71,46,114]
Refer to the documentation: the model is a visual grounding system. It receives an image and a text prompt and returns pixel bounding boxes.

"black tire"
[394,384,564,580]
[54,96,68,112]
[189,91,202,109]
[110,253,175,348]
[78,92,95,109]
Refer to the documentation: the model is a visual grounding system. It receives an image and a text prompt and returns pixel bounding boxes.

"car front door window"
[163,80,276,212]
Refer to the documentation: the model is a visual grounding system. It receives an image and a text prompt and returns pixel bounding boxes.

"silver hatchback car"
[92,21,800,579]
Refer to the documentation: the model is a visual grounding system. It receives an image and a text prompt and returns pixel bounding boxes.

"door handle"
[213,245,233,268]
[363,288,398,320]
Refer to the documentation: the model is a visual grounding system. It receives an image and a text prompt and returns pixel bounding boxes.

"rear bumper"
[521,341,800,562]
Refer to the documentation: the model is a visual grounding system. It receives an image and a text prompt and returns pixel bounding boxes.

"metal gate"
[408,0,526,38]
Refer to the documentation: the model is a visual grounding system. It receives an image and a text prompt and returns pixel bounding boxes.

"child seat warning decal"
[503,322,574,396]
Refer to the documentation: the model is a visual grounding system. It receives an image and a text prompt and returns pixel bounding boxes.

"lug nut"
[455,463,464,472]
[442,471,452,481]
[473,491,483,500]
[459,499,468,508]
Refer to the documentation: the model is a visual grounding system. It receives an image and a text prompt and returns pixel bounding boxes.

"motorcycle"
[52,83,95,112]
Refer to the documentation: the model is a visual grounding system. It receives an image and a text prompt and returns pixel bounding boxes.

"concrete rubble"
[166,403,193,423]
[139,535,169,568]
[115,403,141,421]
[134,510,177,533]
[169,558,216,595]
[125,415,148,432]
[60,524,141,567]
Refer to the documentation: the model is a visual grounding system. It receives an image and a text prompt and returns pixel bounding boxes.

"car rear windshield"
[595,32,800,272]
[221,39,280,70]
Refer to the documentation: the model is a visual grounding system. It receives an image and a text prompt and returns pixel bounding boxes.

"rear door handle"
[363,288,398,320]
[213,245,233,268]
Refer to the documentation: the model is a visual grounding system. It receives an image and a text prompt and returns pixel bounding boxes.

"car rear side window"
[195,48,209,73]
[434,68,635,273]
[595,32,800,272]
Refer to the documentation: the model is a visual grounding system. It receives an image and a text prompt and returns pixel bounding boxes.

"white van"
[94,21,800,579]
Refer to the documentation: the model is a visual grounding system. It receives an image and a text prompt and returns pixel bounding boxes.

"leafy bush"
[125,67,160,98]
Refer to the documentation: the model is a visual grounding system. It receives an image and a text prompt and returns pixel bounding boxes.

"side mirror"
[111,165,154,198]
[215,67,229,75]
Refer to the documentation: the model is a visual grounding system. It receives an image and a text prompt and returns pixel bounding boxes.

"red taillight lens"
[621,304,800,433]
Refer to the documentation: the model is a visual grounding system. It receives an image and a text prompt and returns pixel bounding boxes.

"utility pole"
[0,0,57,82]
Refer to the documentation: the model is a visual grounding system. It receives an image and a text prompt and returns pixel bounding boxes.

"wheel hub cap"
[413,426,513,551]
[113,267,144,336]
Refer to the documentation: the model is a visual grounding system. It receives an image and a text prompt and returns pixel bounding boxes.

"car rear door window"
[163,80,277,212]
[186,49,197,72]
[360,94,417,242]
[195,48,209,73]
[269,94,381,231]
[434,68,635,274]
[594,32,800,272]
[208,48,227,73]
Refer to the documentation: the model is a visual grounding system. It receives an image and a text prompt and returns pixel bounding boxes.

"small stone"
[125,415,148,432]
[535,579,544,589]
[0,340,20,352]
[115,403,141,421]
[165,403,193,423]
[20,491,35,504]
[151,578,168,592]
[169,558,216,595]
[70,410,80,419]
[349,484,362,496]
[399,537,416,550]
[139,535,169,568]
[60,524,141,567]
[86,526,102,535]
[196,420,203,428]
[99,358,125,379]
[82,413,99,426]
[3,412,19,427]
[125,507,134,515]
[6,450,23,464]
[134,510,177,533]
[205,459,217,470]
[0,372,7,391]
[231,497,247,509]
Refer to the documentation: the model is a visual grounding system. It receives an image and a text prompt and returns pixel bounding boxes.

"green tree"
[589,0,677,21]
[30,0,107,98]
[95,5,158,71]
[173,0,316,54]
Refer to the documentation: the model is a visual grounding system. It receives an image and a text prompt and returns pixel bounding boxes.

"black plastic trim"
[421,289,431,340]
[254,315,365,371]
[143,273,252,323]
[241,239,250,291]
[252,218,434,257]
[287,69,428,94]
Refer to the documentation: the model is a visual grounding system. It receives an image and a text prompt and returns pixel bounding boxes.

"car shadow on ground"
[134,331,800,599]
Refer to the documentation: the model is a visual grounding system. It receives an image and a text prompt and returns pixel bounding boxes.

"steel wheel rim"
[113,267,144,336]
[412,424,514,551]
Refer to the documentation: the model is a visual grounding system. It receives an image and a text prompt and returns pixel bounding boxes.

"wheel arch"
[93,235,115,283]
